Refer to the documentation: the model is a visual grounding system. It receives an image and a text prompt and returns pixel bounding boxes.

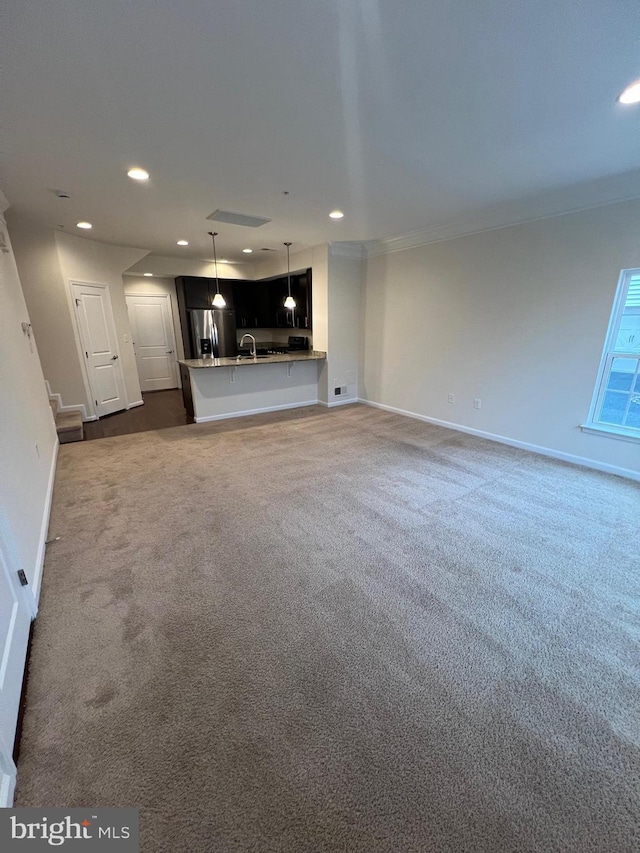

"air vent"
[207,210,271,228]
[260,247,278,252]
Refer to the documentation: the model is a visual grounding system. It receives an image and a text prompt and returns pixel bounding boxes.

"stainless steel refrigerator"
[188,309,238,358]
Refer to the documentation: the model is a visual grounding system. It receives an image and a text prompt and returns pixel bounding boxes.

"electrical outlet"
[474,398,482,410]
[448,393,455,404]
[123,334,130,344]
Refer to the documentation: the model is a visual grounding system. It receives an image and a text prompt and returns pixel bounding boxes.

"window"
[586,269,640,438]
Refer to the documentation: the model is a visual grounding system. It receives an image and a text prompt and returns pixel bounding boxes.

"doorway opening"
[83,389,189,441]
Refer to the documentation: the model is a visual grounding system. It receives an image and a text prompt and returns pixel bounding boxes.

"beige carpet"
[15,404,640,852]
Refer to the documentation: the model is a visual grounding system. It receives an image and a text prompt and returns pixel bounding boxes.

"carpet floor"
[15,404,640,852]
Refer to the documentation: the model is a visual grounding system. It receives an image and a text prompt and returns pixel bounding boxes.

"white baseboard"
[127,399,144,410]
[318,397,359,408]
[359,398,640,482]
[29,437,59,614]
[45,380,91,421]
[327,396,358,408]
[195,399,319,423]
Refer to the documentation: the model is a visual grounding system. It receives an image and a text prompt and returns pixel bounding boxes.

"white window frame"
[583,268,640,442]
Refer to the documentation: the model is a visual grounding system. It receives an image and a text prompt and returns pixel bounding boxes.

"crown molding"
[366,179,640,258]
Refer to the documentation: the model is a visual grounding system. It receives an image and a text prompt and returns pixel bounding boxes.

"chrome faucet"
[240,333,257,358]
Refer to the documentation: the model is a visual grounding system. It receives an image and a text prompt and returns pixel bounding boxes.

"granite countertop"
[179,351,327,369]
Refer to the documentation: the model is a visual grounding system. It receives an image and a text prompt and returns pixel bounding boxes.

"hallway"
[83,390,190,441]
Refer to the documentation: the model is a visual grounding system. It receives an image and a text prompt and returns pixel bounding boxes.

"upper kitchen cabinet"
[293,270,311,330]
[175,269,311,330]
[252,282,272,328]
[233,281,271,329]
[176,276,235,310]
[268,270,312,329]
[230,280,251,328]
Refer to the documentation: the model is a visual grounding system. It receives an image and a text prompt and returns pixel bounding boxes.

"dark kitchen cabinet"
[268,271,311,329]
[176,268,311,334]
[268,276,289,327]
[232,281,272,328]
[232,274,310,329]
[179,364,195,421]
[252,282,272,328]
[231,281,253,328]
[292,270,311,330]
[181,277,209,309]
[176,276,235,310]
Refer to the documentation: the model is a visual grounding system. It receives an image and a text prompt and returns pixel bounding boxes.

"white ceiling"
[2,0,640,264]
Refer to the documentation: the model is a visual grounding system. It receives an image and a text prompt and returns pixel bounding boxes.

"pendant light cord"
[209,232,221,294]
[283,242,296,311]
[285,242,292,296]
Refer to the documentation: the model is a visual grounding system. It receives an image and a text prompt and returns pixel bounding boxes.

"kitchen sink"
[235,354,270,360]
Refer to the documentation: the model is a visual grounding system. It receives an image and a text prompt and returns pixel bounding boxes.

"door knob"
[166,350,174,354]
[111,355,119,360]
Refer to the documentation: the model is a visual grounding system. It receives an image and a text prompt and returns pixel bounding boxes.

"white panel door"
[126,294,178,391]
[72,283,126,417]
[0,539,31,805]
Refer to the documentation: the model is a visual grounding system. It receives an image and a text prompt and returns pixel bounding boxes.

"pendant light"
[283,242,296,309]
[208,231,226,308]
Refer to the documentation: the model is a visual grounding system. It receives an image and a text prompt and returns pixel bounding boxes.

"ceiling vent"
[207,210,271,228]
[260,247,278,251]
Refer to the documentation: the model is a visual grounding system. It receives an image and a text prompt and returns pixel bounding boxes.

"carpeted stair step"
[55,410,84,443]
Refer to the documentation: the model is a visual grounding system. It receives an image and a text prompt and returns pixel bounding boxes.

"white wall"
[54,231,148,412]
[327,251,362,404]
[8,216,88,410]
[9,220,150,416]
[124,276,186,365]
[0,200,57,604]
[361,198,640,477]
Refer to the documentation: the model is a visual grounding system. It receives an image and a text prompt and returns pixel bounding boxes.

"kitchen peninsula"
[179,351,327,422]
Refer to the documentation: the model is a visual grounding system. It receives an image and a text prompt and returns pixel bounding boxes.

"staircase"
[50,400,84,444]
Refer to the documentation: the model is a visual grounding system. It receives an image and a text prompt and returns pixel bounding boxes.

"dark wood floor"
[83,389,191,441]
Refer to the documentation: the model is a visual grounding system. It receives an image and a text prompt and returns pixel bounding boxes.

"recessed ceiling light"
[143,272,153,277]
[329,210,344,219]
[242,248,253,253]
[127,167,150,181]
[177,240,189,246]
[618,79,640,104]
[76,221,92,229]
